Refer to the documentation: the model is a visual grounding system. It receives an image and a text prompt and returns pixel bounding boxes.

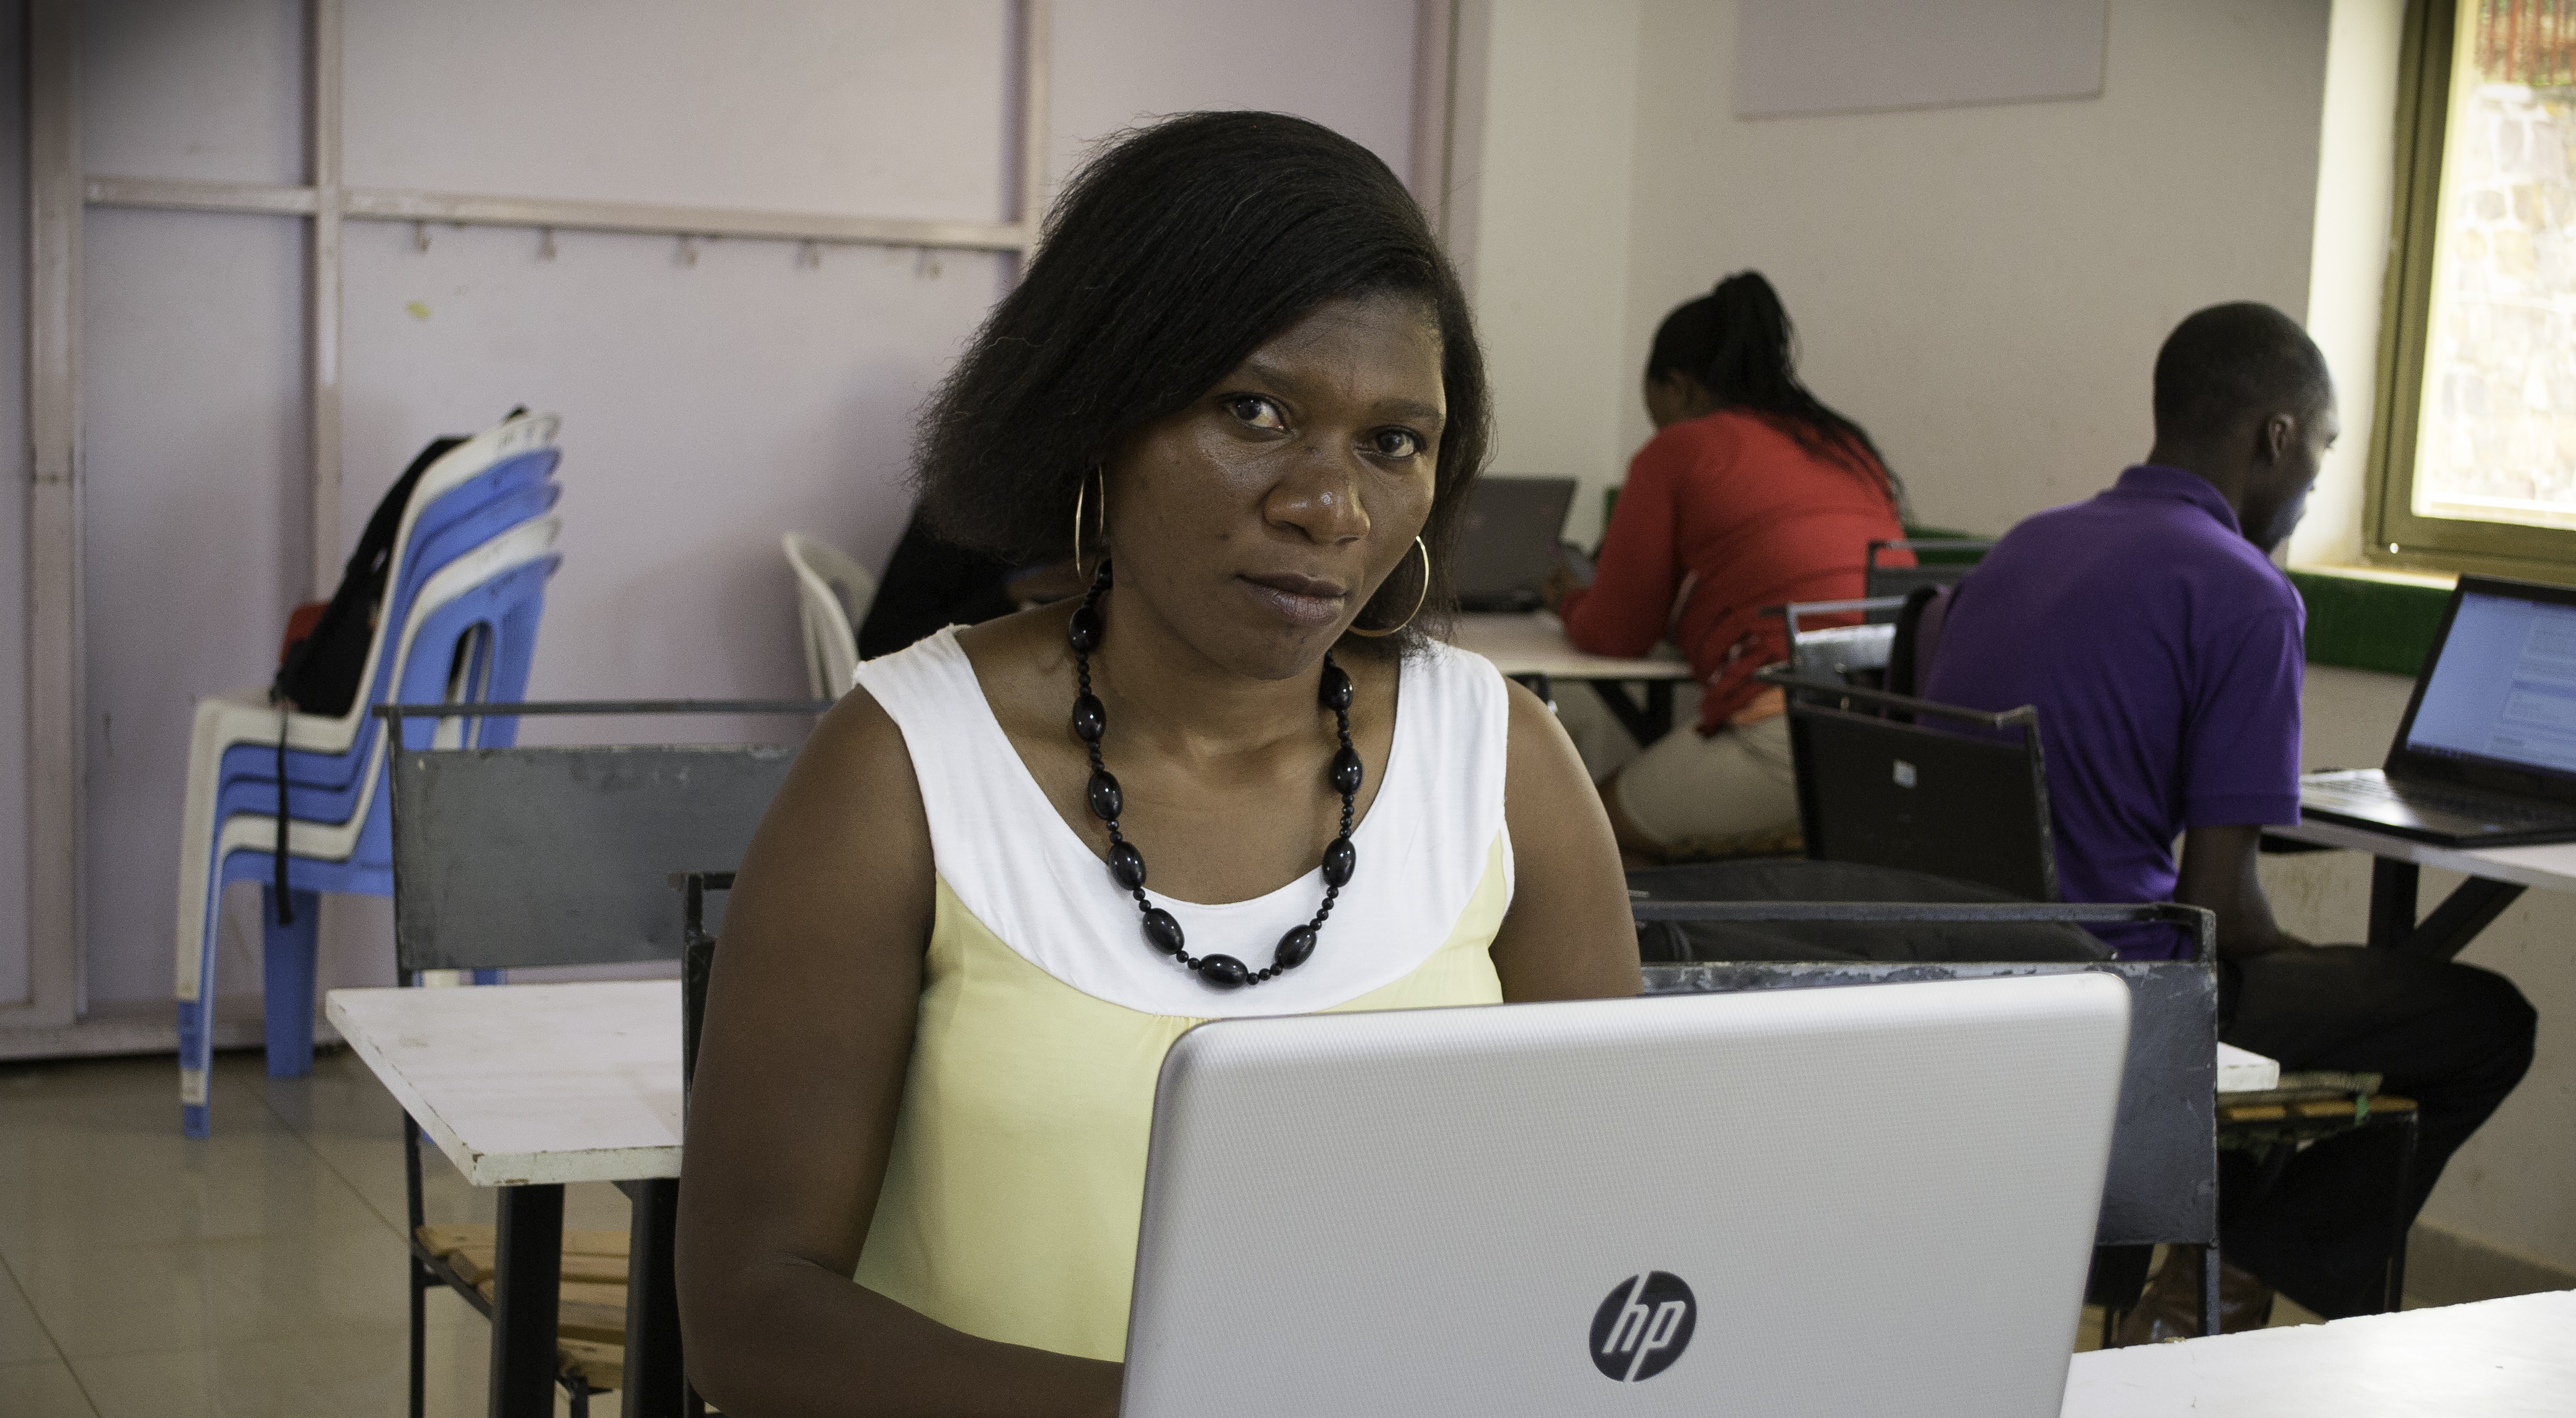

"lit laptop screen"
[2406,592,2576,775]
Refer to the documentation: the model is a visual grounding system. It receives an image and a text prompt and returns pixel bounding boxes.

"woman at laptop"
[1545,272,1907,860]
[676,114,1641,1416]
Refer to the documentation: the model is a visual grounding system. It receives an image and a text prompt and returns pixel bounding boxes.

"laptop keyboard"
[2318,774,2575,827]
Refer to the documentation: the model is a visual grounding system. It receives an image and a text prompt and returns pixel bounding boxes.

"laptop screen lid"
[1121,975,2128,1418]
[2386,574,2576,802]
[1452,476,1577,605]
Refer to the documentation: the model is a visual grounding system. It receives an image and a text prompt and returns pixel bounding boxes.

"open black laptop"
[1452,476,1577,612]
[2302,574,2576,846]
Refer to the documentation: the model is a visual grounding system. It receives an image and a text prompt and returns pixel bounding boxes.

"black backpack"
[273,433,467,717]
[267,417,519,923]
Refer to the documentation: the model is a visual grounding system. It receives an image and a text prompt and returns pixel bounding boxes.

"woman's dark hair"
[913,111,1489,653]
[1645,271,1901,507]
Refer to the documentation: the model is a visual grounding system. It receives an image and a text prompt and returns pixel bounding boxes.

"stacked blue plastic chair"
[174,413,565,1136]
[208,453,559,823]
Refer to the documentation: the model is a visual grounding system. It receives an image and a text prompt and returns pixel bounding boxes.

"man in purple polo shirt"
[1927,304,2534,1339]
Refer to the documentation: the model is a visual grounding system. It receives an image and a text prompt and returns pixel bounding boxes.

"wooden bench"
[415,1223,633,1392]
[2218,1094,2418,1127]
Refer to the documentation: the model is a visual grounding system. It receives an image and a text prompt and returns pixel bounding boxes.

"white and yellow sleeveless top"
[850,627,1513,1360]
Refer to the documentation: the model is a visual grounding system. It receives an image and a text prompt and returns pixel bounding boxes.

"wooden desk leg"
[2367,859,2419,951]
[623,1178,685,1418]
[490,1183,564,1418]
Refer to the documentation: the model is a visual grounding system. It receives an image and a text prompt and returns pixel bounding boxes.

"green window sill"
[2285,565,2453,677]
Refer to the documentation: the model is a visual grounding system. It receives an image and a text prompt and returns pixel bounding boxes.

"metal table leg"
[2400,877,2525,959]
[1590,680,1675,744]
[2368,857,2525,958]
[2384,1112,2421,1313]
[490,1183,565,1418]
[2367,859,2419,950]
[2201,1244,2222,1338]
[622,1178,685,1418]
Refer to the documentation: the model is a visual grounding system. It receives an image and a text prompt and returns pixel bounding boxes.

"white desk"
[329,979,682,1185]
[1445,611,1695,740]
[1445,611,1696,683]
[2270,818,2576,895]
[328,980,686,1418]
[2269,817,2576,954]
[2061,1290,2576,1416]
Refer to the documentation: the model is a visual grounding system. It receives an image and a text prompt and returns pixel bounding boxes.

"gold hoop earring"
[1346,536,1429,639]
[1072,466,1106,576]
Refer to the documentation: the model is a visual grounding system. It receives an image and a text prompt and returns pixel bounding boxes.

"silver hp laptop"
[1453,476,1578,612]
[2303,574,2576,847]
[1123,974,2129,1417]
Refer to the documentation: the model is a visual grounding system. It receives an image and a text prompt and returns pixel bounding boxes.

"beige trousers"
[1552,680,1801,854]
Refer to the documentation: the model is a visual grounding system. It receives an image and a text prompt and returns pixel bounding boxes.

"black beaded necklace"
[1067,563,1359,990]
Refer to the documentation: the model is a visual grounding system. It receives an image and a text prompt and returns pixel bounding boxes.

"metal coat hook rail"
[88,176,1037,258]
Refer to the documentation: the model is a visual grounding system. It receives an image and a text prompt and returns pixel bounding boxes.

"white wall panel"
[1617,0,2332,540]
[1,0,33,1004]
[1452,1,1644,544]
[337,220,1005,749]
[343,0,1012,220]
[82,209,307,1009]
[1050,0,1419,195]
[2289,0,2405,570]
[1733,0,2108,119]
[83,0,306,186]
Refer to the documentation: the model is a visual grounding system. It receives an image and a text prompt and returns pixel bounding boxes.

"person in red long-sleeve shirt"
[1544,272,1908,861]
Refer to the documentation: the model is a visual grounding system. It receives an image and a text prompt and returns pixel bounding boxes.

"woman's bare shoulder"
[951,603,1083,737]
[1490,675,1640,1000]
[799,678,910,784]
[744,683,928,894]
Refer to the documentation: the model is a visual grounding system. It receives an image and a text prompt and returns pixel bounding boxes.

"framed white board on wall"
[1734,0,2108,120]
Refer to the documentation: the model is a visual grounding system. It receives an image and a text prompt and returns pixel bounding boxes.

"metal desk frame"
[376,698,825,1418]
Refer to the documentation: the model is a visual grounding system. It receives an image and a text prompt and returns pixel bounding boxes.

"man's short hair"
[2151,302,2332,443]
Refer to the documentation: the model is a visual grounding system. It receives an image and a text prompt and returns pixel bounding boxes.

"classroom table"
[2059,1289,2576,1416]
[327,979,686,1418]
[334,976,2309,1416]
[1443,611,1696,741]
[2266,817,2576,957]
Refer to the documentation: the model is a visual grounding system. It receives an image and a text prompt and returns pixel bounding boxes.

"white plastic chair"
[783,533,875,697]
[1779,595,1909,686]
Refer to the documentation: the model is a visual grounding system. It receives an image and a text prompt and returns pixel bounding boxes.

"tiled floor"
[0,1050,628,1417]
[0,1048,2342,1416]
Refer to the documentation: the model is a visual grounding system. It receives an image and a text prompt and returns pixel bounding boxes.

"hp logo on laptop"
[1589,1272,1696,1382]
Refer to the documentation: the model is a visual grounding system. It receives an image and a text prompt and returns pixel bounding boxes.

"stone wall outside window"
[2416,81,2576,528]
[2414,2,2576,530]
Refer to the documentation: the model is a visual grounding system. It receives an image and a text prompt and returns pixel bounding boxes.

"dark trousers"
[2215,946,2536,1318]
